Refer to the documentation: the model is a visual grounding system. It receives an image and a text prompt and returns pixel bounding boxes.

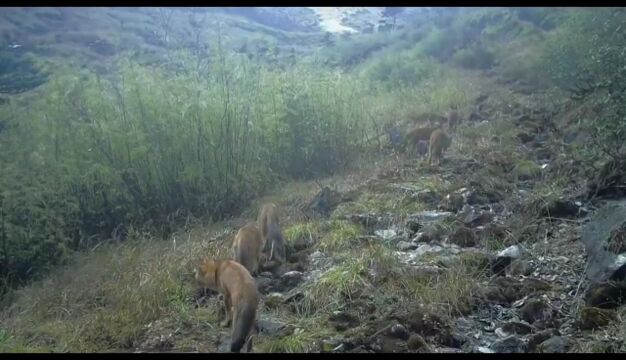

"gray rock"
[491,335,527,353]
[281,271,304,288]
[258,316,287,336]
[527,329,559,352]
[448,226,477,247]
[536,336,572,353]
[581,200,626,284]
[520,299,552,324]
[500,321,534,335]
[497,245,523,259]
[409,211,453,223]
[441,193,464,212]
[388,324,410,340]
[375,229,398,240]
[507,259,532,276]
[397,241,418,251]
[329,311,359,331]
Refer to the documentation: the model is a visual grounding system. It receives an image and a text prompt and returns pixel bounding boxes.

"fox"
[408,112,447,128]
[428,129,452,166]
[194,259,259,353]
[257,203,286,269]
[447,109,461,132]
[404,126,438,157]
[232,223,264,276]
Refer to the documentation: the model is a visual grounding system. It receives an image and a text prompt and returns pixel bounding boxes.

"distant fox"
[408,112,447,128]
[194,259,259,353]
[232,223,264,276]
[428,129,452,166]
[257,203,286,270]
[447,109,461,132]
[404,126,438,157]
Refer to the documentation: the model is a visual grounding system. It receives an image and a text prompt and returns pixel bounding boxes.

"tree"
[381,7,405,31]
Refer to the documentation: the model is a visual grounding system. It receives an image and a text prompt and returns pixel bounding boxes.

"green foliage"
[0,45,373,289]
[359,48,441,89]
[451,43,495,70]
[542,8,626,159]
[0,49,49,94]
[543,9,626,95]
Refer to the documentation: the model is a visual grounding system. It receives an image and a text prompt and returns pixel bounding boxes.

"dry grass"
[0,222,226,352]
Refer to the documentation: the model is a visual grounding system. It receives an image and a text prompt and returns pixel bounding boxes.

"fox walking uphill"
[195,259,259,353]
[231,223,264,276]
[258,203,286,269]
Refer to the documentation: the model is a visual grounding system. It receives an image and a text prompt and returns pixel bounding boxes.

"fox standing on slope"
[194,259,259,353]
[428,128,452,166]
[231,223,264,276]
[257,203,286,270]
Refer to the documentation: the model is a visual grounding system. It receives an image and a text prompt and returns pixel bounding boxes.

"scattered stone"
[581,200,626,284]
[280,271,304,289]
[448,226,477,247]
[465,211,493,228]
[507,259,532,276]
[519,299,552,324]
[409,211,453,223]
[309,251,334,270]
[475,346,495,353]
[542,199,585,218]
[436,331,468,348]
[397,240,418,251]
[375,229,398,241]
[491,335,527,353]
[407,307,448,337]
[579,306,617,330]
[255,275,273,294]
[441,193,464,212]
[466,190,490,205]
[497,245,523,259]
[258,317,287,337]
[527,329,559,353]
[320,339,340,353]
[536,336,572,353]
[405,219,422,234]
[491,245,526,276]
[388,324,410,340]
[329,311,359,332]
[501,321,534,335]
[140,333,174,351]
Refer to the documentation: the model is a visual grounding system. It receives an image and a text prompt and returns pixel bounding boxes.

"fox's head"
[195,258,218,290]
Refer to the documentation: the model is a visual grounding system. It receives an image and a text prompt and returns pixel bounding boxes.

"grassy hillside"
[1,7,626,353]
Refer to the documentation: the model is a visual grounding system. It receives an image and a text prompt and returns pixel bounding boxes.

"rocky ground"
[3,72,624,353]
[126,83,626,353]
